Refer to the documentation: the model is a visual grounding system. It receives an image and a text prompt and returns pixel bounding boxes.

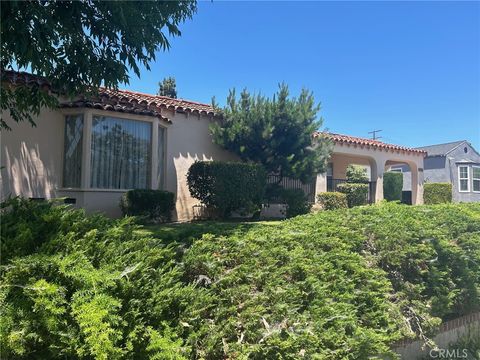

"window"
[473,166,480,192]
[327,163,333,177]
[458,166,469,192]
[157,125,166,189]
[390,168,402,173]
[63,114,83,187]
[90,116,152,189]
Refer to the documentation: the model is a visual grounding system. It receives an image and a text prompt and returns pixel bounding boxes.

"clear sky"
[127,1,480,149]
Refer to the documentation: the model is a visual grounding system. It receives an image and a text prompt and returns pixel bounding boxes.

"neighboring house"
[391,140,480,203]
[1,71,236,221]
[1,71,427,221]
[314,133,426,205]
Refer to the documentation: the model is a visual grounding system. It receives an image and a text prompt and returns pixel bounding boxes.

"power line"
[368,129,383,140]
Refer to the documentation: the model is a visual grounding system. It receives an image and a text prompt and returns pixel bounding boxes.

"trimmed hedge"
[120,189,175,222]
[187,161,266,218]
[384,172,403,201]
[317,192,348,210]
[424,182,452,204]
[337,182,369,207]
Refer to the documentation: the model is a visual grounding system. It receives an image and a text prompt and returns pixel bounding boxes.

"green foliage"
[120,189,175,222]
[424,183,453,204]
[2,197,480,359]
[346,164,369,182]
[158,77,177,98]
[187,161,266,218]
[265,184,311,218]
[337,182,369,207]
[1,1,196,129]
[317,191,348,210]
[210,84,332,183]
[0,197,196,359]
[384,172,403,201]
[280,188,312,218]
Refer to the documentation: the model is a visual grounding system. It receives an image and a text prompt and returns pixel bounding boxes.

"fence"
[266,175,316,203]
[392,312,480,359]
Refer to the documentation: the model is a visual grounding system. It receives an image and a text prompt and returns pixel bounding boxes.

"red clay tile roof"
[2,70,216,121]
[2,70,51,89]
[314,131,426,155]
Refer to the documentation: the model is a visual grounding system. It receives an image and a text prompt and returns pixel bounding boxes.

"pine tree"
[158,77,177,98]
[210,83,332,183]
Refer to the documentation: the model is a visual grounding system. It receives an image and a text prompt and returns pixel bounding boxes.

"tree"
[210,84,332,183]
[158,77,177,98]
[0,1,196,130]
[346,165,369,182]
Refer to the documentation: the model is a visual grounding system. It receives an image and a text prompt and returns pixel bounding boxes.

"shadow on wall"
[172,149,236,221]
[1,142,56,200]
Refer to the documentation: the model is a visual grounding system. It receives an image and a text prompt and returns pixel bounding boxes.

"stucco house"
[391,140,480,203]
[1,71,426,221]
[1,71,236,221]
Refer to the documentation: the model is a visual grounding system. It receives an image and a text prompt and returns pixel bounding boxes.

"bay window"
[458,165,469,192]
[63,112,166,191]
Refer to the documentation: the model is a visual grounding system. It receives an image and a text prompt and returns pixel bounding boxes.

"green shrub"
[280,188,311,218]
[187,161,266,218]
[346,164,368,182]
[384,172,403,201]
[337,182,369,207]
[317,191,348,210]
[0,197,193,359]
[2,197,480,359]
[424,183,452,204]
[120,189,175,222]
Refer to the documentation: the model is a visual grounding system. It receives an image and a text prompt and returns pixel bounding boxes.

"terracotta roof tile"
[98,88,216,116]
[2,70,216,121]
[314,131,426,155]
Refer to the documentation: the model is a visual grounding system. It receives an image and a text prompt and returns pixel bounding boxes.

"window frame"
[472,165,480,193]
[458,165,470,193]
[62,113,84,188]
[60,109,168,192]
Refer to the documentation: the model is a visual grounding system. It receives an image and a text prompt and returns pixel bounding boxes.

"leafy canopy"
[158,77,178,98]
[0,0,196,130]
[210,84,332,183]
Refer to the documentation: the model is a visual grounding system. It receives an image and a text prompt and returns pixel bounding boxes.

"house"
[314,133,426,205]
[1,71,427,221]
[1,71,236,221]
[391,140,480,202]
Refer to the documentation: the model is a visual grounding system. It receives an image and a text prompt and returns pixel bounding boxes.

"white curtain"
[63,114,83,188]
[91,116,152,189]
[157,126,166,189]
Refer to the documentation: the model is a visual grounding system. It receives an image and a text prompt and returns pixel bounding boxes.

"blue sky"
[127,1,480,149]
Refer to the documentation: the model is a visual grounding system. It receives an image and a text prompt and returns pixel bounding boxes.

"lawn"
[142,220,281,244]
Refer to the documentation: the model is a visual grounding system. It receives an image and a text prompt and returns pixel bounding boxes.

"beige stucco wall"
[1,105,236,221]
[1,107,65,200]
[161,109,237,221]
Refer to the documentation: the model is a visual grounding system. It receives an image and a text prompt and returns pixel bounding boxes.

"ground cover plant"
[1,198,479,359]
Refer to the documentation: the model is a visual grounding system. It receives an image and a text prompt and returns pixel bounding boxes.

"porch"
[314,133,426,204]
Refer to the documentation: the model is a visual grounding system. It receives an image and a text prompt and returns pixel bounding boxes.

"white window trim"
[458,165,470,193]
[472,165,480,193]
